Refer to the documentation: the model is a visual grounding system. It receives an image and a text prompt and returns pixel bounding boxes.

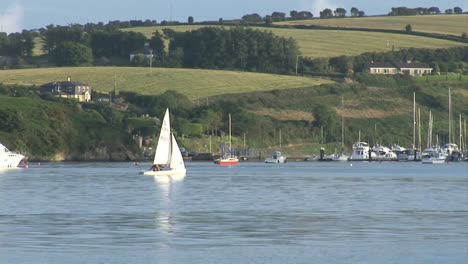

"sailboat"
[142,109,186,176]
[332,96,349,161]
[214,113,239,165]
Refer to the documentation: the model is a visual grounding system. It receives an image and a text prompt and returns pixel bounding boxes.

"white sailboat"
[0,142,25,168]
[142,109,186,177]
[332,96,349,161]
[214,113,239,165]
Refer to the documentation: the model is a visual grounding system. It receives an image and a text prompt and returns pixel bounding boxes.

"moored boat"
[265,151,287,163]
[0,142,25,168]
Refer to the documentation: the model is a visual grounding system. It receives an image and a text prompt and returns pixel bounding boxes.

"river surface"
[0,161,467,264]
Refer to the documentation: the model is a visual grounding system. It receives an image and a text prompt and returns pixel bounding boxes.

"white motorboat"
[350,142,376,160]
[421,147,446,164]
[0,142,25,168]
[332,152,349,161]
[265,151,286,163]
[141,109,186,177]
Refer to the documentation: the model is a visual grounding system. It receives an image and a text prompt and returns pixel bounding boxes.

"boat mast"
[341,96,344,149]
[229,113,232,158]
[448,87,451,144]
[413,92,416,149]
[418,108,421,152]
[279,129,282,149]
[459,114,462,152]
[427,111,432,147]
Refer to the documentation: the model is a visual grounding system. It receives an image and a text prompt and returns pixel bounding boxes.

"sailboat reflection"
[153,174,185,239]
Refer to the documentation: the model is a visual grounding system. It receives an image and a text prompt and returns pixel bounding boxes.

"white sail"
[153,109,171,165]
[170,134,185,170]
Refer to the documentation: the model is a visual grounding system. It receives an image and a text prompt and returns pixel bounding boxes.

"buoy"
[37,162,41,165]
[24,164,29,168]
[350,163,353,167]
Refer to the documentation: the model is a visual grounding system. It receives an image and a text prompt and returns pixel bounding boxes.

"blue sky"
[0,0,467,33]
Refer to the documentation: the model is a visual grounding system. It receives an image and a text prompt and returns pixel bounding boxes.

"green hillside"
[126,25,467,58]
[0,67,334,99]
[276,14,468,37]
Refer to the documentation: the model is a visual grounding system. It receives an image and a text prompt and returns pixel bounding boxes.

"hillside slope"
[0,67,334,99]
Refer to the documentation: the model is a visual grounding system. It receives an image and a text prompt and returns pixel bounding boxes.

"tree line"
[388,6,463,16]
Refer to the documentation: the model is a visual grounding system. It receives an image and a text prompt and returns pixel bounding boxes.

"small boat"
[141,109,186,177]
[0,142,25,168]
[265,151,287,163]
[421,147,446,164]
[349,142,376,161]
[214,113,239,165]
[332,152,348,161]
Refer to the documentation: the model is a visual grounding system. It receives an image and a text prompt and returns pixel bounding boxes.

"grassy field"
[276,14,468,37]
[126,25,467,58]
[0,67,334,99]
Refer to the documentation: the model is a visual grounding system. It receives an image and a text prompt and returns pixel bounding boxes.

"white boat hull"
[141,168,186,177]
[265,156,286,163]
[332,154,349,162]
[0,153,25,168]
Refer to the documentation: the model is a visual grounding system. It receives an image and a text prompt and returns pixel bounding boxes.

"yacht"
[372,144,397,160]
[0,142,25,168]
[350,142,376,161]
[421,146,446,164]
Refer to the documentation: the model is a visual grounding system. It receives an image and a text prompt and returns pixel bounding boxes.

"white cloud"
[300,0,340,16]
[0,3,24,33]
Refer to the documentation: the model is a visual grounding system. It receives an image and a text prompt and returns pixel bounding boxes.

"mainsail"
[153,109,171,165]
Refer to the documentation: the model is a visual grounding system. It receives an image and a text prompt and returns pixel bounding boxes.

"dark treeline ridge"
[1,22,467,75]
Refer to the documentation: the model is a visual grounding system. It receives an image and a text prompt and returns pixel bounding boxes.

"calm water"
[0,161,467,264]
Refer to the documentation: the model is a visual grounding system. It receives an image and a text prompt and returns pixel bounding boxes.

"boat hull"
[0,153,25,168]
[214,158,239,165]
[264,157,286,163]
[141,168,186,177]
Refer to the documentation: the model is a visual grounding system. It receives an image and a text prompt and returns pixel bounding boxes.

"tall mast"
[448,87,451,144]
[459,114,462,151]
[418,108,421,152]
[341,96,344,149]
[413,92,416,149]
[229,113,232,157]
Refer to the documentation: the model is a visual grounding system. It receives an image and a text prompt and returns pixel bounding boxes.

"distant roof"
[367,61,432,69]
[393,62,431,69]
[41,81,90,87]
[367,62,394,68]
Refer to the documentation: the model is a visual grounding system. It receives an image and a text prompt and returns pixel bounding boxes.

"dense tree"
[167,27,300,73]
[320,8,334,18]
[454,7,463,14]
[271,12,286,22]
[350,7,359,17]
[241,13,263,23]
[43,24,85,54]
[334,8,347,17]
[428,7,441,14]
[405,24,412,33]
[51,42,93,66]
[90,31,146,58]
[188,16,194,24]
[312,104,339,142]
[445,9,453,14]
[0,31,34,57]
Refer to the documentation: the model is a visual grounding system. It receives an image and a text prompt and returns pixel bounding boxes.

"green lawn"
[0,67,334,99]
[276,14,468,37]
[126,25,467,58]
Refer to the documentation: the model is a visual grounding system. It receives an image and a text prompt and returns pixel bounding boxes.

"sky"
[0,0,467,33]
